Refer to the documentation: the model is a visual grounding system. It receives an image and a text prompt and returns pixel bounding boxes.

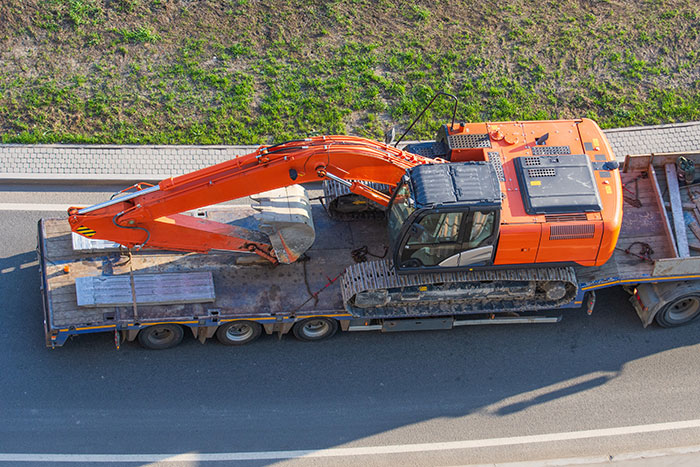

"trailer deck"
[39,202,390,346]
[575,153,700,293]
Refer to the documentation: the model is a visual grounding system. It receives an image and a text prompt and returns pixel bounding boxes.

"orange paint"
[67,136,441,262]
[68,120,622,268]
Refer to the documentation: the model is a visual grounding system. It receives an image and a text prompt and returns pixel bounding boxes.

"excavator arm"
[68,135,441,263]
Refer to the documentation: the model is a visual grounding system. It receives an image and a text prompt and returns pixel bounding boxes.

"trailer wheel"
[137,324,184,350]
[293,317,338,342]
[216,321,262,346]
[655,294,700,328]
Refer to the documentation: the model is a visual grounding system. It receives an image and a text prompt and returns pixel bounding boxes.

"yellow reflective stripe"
[295,313,352,319]
[74,324,116,331]
[137,320,198,326]
[62,315,354,333]
[70,321,199,332]
[76,226,97,237]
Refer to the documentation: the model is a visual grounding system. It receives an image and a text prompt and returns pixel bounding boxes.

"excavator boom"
[68,135,442,262]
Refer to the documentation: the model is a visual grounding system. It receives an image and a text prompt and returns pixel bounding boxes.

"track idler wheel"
[541,281,567,301]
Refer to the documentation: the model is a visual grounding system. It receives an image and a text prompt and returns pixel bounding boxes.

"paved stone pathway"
[1,122,699,180]
[605,121,700,158]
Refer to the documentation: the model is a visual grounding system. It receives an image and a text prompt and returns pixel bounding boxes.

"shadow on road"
[494,374,614,416]
[1,243,699,461]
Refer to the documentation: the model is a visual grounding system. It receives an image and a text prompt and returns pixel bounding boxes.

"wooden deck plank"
[47,294,78,305]
[43,219,72,235]
[664,164,690,257]
[617,234,672,262]
[649,165,678,258]
[619,234,672,245]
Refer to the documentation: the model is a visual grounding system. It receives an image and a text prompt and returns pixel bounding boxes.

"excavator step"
[346,315,562,332]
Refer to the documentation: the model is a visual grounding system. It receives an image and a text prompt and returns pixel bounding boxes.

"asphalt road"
[1,183,700,467]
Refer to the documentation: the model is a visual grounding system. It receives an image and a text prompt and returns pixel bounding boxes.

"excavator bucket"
[250,185,315,264]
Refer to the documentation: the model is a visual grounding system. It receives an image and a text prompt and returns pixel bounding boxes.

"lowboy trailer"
[37,149,700,349]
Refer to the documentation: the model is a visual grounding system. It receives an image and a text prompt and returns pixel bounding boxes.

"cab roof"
[408,162,502,208]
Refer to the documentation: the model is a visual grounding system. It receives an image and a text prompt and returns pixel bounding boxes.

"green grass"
[115,26,161,44]
[0,0,699,144]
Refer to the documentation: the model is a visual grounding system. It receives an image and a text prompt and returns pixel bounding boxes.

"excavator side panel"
[535,222,603,264]
[493,223,541,265]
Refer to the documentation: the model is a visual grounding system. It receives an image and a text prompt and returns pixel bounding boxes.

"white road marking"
[1,419,700,462]
[0,203,74,212]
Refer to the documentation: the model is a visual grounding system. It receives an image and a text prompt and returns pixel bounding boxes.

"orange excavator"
[67,111,622,315]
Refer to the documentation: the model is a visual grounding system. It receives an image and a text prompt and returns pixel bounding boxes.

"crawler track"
[322,179,390,221]
[341,259,578,318]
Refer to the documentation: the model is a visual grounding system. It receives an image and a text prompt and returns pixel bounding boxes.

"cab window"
[400,211,465,267]
[465,211,495,249]
[398,208,498,269]
[406,212,463,245]
[388,183,414,245]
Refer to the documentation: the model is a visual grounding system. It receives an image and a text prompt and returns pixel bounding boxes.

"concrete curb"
[0,143,260,150]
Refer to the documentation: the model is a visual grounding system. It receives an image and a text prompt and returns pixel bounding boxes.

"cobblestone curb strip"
[0,145,253,182]
[1,122,699,182]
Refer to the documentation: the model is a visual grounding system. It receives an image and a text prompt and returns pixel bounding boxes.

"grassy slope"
[0,0,699,144]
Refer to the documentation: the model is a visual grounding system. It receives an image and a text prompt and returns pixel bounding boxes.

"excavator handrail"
[395,92,458,147]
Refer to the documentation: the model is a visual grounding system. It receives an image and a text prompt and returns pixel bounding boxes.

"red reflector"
[634,292,647,311]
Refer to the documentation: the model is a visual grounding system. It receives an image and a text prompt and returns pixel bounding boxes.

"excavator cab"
[388,161,502,273]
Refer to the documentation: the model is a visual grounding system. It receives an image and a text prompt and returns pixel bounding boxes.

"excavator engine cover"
[250,185,315,263]
[514,154,602,214]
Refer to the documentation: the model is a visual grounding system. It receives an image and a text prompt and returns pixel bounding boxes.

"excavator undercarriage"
[342,259,578,317]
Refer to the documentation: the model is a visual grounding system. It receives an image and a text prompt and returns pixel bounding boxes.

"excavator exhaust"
[250,185,315,264]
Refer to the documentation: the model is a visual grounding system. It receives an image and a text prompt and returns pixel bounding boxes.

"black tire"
[216,321,263,346]
[137,324,185,350]
[655,294,700,328]
[292,317,338,342]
